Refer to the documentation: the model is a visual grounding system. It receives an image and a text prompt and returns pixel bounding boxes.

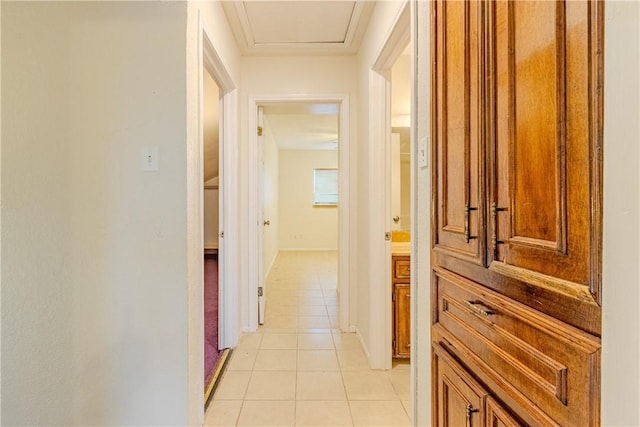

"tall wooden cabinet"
[431,1,603,425]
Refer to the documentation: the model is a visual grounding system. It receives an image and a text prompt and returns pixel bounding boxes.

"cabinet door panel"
[486,397,523,427]
[489,0,602,300]
[433,0,486,266]
[393,284,411,358]
[434,346,487,427]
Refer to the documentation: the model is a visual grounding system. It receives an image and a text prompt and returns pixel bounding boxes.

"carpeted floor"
[204,254,221,390]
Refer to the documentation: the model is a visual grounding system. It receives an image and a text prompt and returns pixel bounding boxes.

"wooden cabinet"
[392,254,411,358]
[431,0,603,425]
[434,344,522,427]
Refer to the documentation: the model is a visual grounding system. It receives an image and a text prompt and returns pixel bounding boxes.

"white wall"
[239,56,358,332]
[413,0,432,424]
[602,2,640,425]
[2,2,189,425]
[279,150,339,250]
[203,68,220,182]
[262,116,280,275]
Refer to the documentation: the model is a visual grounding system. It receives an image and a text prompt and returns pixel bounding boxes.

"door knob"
[263,220,271,226]
[393,216,400,223]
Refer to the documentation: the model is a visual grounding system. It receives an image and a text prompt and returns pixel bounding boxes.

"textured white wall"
[414,0,432,424]
[203,68,220,182]
[278,150,339,250]
[602,2,640,425]
[2,2,189,425]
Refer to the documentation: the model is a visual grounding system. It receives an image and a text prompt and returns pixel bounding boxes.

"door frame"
[188,12,239,424]
[247,94,352,333]
[369,1,411,370]
[201,16,239,352]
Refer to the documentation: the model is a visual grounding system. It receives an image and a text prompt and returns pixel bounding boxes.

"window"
[313,168,338,206]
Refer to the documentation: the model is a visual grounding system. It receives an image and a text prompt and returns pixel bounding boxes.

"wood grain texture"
[393,255,411,359]
[491,0,601,295]
[434,344,488,427]
[435,267,600,427]
[486,397,523,427]
[433,0,486,266]
[431,0,603,424]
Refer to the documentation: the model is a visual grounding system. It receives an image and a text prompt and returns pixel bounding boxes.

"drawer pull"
[465,300,494,316]
[464,204,478,243]
[466,404,479,427]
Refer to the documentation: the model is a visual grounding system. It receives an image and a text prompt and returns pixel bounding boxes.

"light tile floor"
[205,251,411,427]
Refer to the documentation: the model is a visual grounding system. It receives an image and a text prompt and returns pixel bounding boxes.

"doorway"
[202,64,225,403]
[191,19,240,420]
[258,102,341,327]
[248,95,352,334]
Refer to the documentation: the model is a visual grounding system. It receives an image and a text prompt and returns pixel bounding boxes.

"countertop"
[391,242,411,255]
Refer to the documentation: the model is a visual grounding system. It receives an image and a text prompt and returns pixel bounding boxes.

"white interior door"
[391,132,402,231]
[257,106,266,325]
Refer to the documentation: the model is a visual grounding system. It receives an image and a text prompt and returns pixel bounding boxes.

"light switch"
[418,136,429,169]
[142,146,158,171]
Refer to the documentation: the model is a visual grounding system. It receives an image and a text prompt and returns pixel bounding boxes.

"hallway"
[204,251,410,426]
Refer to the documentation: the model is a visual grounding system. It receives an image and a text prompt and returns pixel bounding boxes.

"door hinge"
[258,286,263,297]
[257,126,263,136]
[385,232,391,241]
[392,292,396,302]
[219,231,224,238]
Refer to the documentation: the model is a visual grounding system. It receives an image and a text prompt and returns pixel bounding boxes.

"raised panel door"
[393,284,411,358]
[486,397,523,427]
[433,0,486,266]
[488,0,603,305]
[434,346,487,427]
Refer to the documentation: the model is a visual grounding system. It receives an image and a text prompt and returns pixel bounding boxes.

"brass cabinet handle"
[466,404,479,427]
[465,300,494,316]
[464,204,478,243]
[263,220,271,226]
[490,202,507,250]
[393,215,400,223]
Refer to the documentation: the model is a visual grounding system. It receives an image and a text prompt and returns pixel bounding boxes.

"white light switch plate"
[142,146,158,171]
[418,136,429,169]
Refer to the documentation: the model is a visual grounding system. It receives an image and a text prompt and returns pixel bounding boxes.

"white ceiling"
[222,1,375,56]
[263,103,339,151]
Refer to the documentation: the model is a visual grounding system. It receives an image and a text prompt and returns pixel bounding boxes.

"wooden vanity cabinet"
[392,255,411,358]
[431,0,603,425]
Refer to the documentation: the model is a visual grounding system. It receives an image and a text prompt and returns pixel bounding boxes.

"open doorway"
[389,44,412,366]
[247,95,352,335]
[258,102,340,329]
[202,65,227,404]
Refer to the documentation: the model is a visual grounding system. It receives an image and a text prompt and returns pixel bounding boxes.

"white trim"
[200,14,239,352]
[369,1,411,371]
[247,94,351,333]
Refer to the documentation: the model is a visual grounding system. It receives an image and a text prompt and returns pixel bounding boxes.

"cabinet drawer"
[433,268,600,427]
[393,257,410,279]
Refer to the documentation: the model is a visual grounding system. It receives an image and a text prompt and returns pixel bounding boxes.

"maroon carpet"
[204,254,221,389]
